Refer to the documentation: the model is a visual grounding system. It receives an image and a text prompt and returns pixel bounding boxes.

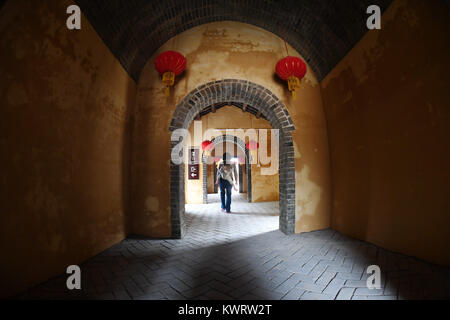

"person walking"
[216,153,238,213]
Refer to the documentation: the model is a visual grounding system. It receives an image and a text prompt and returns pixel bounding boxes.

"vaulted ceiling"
[75,0,393,82]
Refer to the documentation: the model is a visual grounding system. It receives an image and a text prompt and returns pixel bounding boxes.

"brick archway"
[201,134,252,204]
[169,79,295,238]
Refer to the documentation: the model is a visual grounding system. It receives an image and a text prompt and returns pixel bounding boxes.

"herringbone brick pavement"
[17,194,450,300]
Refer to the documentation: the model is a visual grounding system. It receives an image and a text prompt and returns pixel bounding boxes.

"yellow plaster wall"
[0,0,136,297]
[132,21,331,236]
[321,0,450,265]
[184,123,204,204]
[207,165,215,193]
[251,130,280,203]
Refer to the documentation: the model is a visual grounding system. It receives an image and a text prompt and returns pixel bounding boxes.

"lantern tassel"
[165,86,170,96]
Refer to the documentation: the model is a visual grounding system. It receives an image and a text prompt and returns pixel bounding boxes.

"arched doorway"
[202,134,253,204]
[169,79,295,238]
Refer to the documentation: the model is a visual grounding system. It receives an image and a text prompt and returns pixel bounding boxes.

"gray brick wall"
[169,79,295,238]
[75,0,393,82]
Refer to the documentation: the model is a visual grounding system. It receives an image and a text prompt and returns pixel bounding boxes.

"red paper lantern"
[201,140,214,151]
[154,50,186,96]
[276,56,307,99]
[246,141,259,150]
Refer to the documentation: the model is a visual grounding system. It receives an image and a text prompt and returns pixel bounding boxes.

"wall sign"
[188,147,200,180]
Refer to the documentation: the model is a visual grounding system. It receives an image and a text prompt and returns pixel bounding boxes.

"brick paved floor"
[17,193,450,300]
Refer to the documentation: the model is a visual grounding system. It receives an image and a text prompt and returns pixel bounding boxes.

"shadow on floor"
[15,227,450,300]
